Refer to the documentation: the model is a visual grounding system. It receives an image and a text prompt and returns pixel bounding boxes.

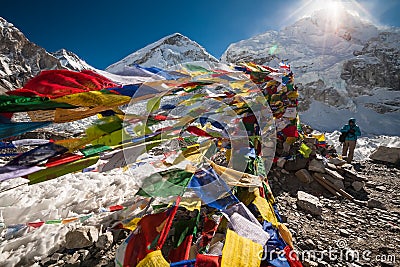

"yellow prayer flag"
[122,217,141,231]
[53,91,131,107]
[136,250,169,267]
[278,223,294,249]
[221,229,262,267]
[252,196,279,227]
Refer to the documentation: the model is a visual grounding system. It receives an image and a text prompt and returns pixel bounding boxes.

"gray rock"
[284,157,309,172]
[376,185,386,191]
[295,169,314,184]
[96,232,114,250]
[370,146,400,164]
[353,199,367,207]
[305,238,316,249]
[297,191,323,216]
[328,157,347,166]
[352,181,365,191]
[327,162,337,170]
[78,249,90,261]
[325,168,344,180]
[303,259,318,267]
[367,199,386,209]
[51,253,63,261]
[40,257,51,265]
[324,174,345,190]
[339,229,351,237]
[66,252,80,265]
[65,226,99,249]
[308,159,326,173]
[317,260,330,267]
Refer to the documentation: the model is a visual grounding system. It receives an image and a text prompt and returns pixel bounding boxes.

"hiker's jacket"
[340,119,361,141]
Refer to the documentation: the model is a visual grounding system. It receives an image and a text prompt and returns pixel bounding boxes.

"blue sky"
[2,0,399,69]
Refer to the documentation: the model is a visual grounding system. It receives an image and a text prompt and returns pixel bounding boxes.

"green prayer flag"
[81,144,111,157]
[136,169,193,197]
[28,156,99,185]
[146,96,161,113]
[0,95,76,113]
[184,64,212,73]
[173,212,200,248]
[45,219,62,224]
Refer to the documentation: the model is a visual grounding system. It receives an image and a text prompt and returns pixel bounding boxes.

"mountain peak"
[221,12,400,135]
[51,49,93,71]
[105,33,218,73]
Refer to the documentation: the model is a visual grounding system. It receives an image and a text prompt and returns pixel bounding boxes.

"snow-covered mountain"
[0,17,62,93]
[0,17,96,92]
[105,33,218,73]
[221,9,400,136]
[51,49,94,71]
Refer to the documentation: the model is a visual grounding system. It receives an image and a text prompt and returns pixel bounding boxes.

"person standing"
[340,118,361,163]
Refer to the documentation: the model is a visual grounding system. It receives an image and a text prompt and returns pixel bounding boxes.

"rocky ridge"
[0,17,62,93]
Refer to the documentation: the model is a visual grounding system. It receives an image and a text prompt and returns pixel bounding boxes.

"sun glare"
[284,0,374,27]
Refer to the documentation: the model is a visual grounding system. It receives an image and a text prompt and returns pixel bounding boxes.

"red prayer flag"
[28,221,45,228]
[45,153,84,168]
[122,197,180,266]
[186,126,213,138]
[195,254,221,267]
[109,205,124,212]
[7,70,118,99]
[168,235,193,263]
[284,246,303,267]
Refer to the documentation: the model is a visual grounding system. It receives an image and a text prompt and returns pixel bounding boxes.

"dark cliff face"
[342,31,400,92]
[0,17,62,93]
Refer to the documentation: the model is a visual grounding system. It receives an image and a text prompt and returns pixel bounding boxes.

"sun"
[283,0,373,26]
[325,0,343,20]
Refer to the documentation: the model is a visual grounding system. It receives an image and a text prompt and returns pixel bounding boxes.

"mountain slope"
[0,17,98,92]
[0,17,62,93]
[51,49,94,71]
[105,33,218,73]
[221,9,400,135]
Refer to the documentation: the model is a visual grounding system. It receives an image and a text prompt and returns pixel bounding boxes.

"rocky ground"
[271,160,400,267]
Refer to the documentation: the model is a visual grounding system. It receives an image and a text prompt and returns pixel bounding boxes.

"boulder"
[284,157,309,172]
[308,159,326,173]
[339,167,367,182]
[295,169,314,184]
[65,226,99,249]
[352,181,365,192]
[325,168,344,180]
[367,198,386,210]
[296,191,322,216]
[370,146,400,165]
[314,172,345,191]
[326,163,337,170]
[328,157,347,166]
[96,232,114,249]
[324,174,345,190]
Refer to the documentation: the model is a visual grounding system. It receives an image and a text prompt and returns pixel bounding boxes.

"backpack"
[339,132,347,143]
